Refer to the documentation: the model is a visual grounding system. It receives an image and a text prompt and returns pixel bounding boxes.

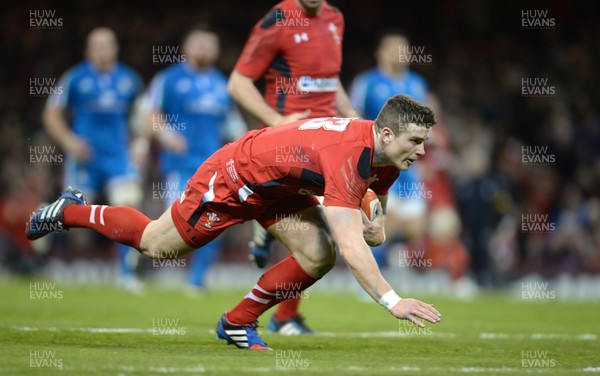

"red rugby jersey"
[234,0,344,118]
[217,118,399,209]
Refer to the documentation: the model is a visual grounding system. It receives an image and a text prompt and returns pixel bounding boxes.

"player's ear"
[381,127,396,145]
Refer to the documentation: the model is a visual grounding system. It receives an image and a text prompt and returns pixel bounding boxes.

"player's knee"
[140,233,179,259]
[322,241,337,273]
[138,223,176,259]
[313,252,336,278]
[301,234,336,278]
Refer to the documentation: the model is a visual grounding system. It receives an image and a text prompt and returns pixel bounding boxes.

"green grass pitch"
[1,278,599,375]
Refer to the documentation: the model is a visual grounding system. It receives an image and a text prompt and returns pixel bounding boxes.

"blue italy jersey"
[350,68,428,120]
[149,64,230,174]
[49,60,141,163]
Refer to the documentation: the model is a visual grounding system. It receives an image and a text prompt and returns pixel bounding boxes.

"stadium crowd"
[1,0,599,289]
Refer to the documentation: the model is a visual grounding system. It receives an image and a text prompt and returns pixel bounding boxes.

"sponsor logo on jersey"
[297,76,338,93]
[298,188,316,195]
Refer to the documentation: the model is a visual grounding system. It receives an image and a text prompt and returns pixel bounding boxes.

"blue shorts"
[65,156,139,198]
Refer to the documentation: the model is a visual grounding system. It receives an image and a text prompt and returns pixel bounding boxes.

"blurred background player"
[42,27,145,293]
[146,25,246,294]
[350,31,470,294]
[350,31,429,269]
[228,0,359,334]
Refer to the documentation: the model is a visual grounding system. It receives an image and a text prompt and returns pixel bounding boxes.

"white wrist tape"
[379,290,401,310]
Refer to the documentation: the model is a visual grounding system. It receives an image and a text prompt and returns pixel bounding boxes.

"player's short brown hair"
[374,94,435,134]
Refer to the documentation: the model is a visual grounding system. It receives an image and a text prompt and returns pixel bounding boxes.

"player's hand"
[389,298,441,327]
[274,109,311,126]
[160,132,187,154]
[361,201,384,246]
[66,136,91,162]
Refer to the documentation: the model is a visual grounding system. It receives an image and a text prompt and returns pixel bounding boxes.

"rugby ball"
[360,189,380,221]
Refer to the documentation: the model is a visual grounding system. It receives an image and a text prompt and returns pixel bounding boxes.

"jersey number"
[298,118,350,132]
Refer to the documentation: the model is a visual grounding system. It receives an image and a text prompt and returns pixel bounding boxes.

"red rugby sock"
[62,205,151,250]
[226,256,318,325]
[274,297,302,321]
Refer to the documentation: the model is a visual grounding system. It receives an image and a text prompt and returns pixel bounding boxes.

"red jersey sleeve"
[369,167,400,196]
[321,144,372,209]
[234,9,282,80]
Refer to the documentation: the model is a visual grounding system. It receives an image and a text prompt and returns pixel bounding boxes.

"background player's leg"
[63,157,101,249]
[249,220,274,268]
[226,205,335,325]
[273,292,302,320]
[107,175,145,292]
[115,243,136,278]
[187,240,220,289]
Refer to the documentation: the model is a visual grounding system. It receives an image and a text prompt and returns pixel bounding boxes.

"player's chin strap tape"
[379,290,402,311]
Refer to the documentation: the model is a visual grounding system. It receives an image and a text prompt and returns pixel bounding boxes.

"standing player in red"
[228,0,359,334]
[26,94,442,351]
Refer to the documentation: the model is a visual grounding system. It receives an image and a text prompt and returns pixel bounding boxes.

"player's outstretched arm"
[325,205,441,326]
[228,70,310,127]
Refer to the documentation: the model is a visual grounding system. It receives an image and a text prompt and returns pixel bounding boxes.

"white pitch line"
[456,367,519,373]
[317,331,457,338]
[146,365,206,373]
[64,364,207,374]
[480,332,597,341]
[10,326,598,341]
[12,326,152,333]
[51,364,600,374]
